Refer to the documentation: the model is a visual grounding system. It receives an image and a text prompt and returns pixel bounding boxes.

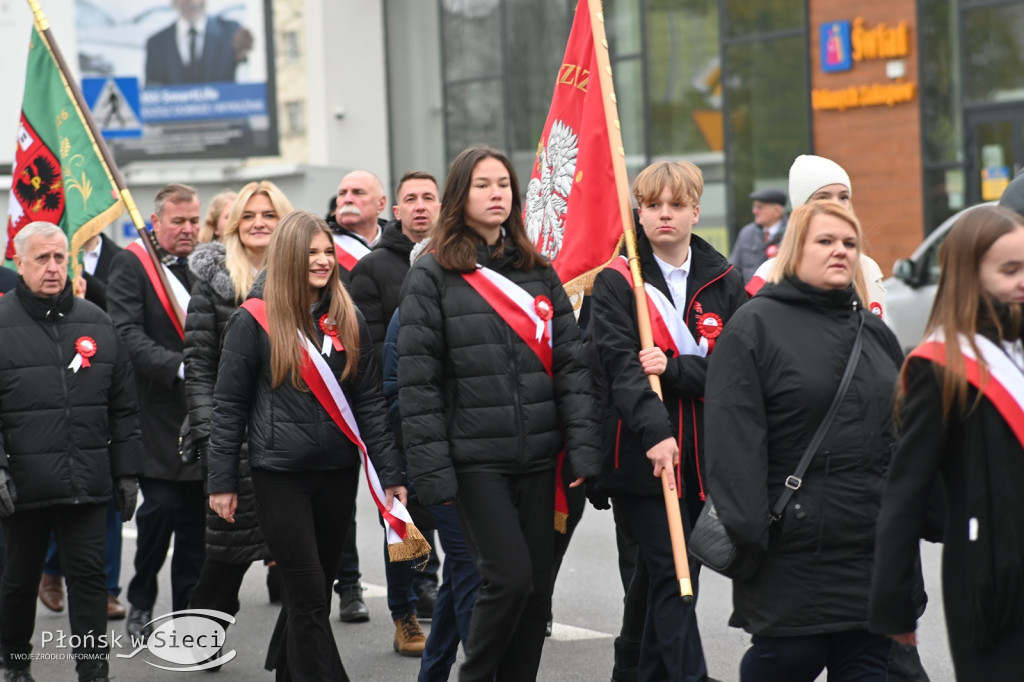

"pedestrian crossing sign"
[82,77,142,139]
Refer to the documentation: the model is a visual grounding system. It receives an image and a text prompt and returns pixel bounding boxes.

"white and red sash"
[460,265,554,375]
[333,234,371,272]
[910,332,1024,449]
[240,298,428,560]
[125,239,191,339]
[607,257,707,358]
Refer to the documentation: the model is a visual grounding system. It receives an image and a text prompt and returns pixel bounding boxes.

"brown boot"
[38,573,64,613]
[107,594,127,620]
[392,613,425,657]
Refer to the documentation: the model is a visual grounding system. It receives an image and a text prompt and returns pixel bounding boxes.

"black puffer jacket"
[350,219,414,362]
[207,281,403,493]
[184,242,268,564]
[397,239,603,507]
[0,280,142,510]
[704,276,903,636]
[590,233,747,511]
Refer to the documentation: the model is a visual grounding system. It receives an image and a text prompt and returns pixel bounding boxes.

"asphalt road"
[27,485,955,681]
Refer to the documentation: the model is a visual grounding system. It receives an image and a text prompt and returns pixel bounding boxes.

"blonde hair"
[199,191,237,244]
[768,201,869,301]
[632,161,703,207]
[222,181,293,301]
[265,210,359,390]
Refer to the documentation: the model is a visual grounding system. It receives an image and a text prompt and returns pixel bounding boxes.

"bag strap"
[770,309,865,521]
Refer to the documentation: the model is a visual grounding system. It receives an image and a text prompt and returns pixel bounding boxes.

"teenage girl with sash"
[871,204,1024,678]
[398,145,602,681]
[207,210,407,681]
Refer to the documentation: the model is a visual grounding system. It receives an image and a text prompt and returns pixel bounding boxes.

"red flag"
[525,0,623,302]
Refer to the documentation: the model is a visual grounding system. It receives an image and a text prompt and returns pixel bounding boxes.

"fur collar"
[189,241,235,301]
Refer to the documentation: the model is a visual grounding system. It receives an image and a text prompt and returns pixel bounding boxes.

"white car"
[884,203,993,352]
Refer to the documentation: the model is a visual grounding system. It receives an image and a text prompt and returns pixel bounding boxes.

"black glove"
[115,477,139,522]
[194,437,209,463]
[585,479,611,511]
[0,468,15,517]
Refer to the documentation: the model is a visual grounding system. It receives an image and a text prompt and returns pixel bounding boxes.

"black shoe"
[4,669,35,682]
[266,563,282,604]
[126,606,153,643]
[337,583,369,623]
[414,581,437,621]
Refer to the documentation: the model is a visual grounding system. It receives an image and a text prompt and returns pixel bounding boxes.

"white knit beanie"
[788,155,852,207]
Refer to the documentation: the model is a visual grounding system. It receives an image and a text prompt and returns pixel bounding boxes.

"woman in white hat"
[745,155,888,320]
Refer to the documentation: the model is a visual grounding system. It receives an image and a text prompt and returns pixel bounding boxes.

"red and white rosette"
[533,295,554,339]
[697,312,723,352]
[69,336,97,372]
[318,314,344,356]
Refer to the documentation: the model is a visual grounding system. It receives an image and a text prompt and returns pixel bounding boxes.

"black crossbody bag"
[689,310,865,581]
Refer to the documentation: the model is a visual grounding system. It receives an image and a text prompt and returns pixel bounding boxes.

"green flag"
[6,20,123,263]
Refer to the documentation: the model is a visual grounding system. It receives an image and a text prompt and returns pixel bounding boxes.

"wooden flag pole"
[587,0,693,603]
[26,0,186,329]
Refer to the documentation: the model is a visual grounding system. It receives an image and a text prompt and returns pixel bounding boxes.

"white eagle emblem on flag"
[526,120,578,260]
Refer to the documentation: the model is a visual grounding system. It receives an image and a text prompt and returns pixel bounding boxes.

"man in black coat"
[39,230,131,621]
[350,170,441,651]
[0,221,141,682]
[107,184,204,640]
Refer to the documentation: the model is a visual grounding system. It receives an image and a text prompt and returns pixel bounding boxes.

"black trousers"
[1,503,108,681]
[741,630,890,682]
[188,557,251,617]
[127,478,206,612]
[455,468,555,682]
[618,494,707,682]
[252,467,357,682]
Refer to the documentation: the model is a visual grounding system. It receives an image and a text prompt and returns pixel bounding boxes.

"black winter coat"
[107,245,201,481]
[590,233,747,509]
[704,276,903,636]
[872,352,1024,677]
[207,283,404,493]
[0,280,142,510]
[184,242,268,564]
[397,239,603,507]
[350,220,414,364]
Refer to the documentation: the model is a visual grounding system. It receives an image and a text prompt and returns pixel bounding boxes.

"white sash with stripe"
[935,331,1024,414]
[474,265,553,344]
[301,332,415,545]
[134,238,191,314]
[333,234,371,261]
[645,282,706,357]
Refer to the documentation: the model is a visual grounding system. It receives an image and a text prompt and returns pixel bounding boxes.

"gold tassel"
[554,510,568,534]
[387,523,432,565]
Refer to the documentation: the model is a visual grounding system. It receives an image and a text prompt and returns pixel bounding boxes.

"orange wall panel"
[810,0,923,275]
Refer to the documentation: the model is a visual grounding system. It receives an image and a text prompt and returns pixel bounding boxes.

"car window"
[923,242,942,285]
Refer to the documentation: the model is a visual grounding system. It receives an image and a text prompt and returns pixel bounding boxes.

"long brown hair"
[912,204,1024,417]
[432,145,547,272]
[768,201,869,301]
[223,181,294,301]
[265,210,360,389]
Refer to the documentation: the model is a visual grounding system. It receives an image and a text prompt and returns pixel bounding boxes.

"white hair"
[14,222,66,257]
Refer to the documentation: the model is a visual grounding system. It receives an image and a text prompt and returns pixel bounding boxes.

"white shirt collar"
[652,247,691,281]
[176,16,207,66]
[82,237,103,276]
[764,219,783,240]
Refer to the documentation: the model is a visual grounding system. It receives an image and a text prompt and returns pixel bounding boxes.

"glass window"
[724,35,810,226]
[962,4,1024,103]
[723,0,804,39]
[285,101,304,136]
[919,0,962,164]
[386,0,447,184]
[281,31,300,64]
[444,79,506,161]
[612,56,646,178]
[604,0,642,56]
[441,0,503,82]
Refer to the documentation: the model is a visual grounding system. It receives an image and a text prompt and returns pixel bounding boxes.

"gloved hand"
[585,479,611,511]
[0,468,16,517]
[115,477,139,522]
